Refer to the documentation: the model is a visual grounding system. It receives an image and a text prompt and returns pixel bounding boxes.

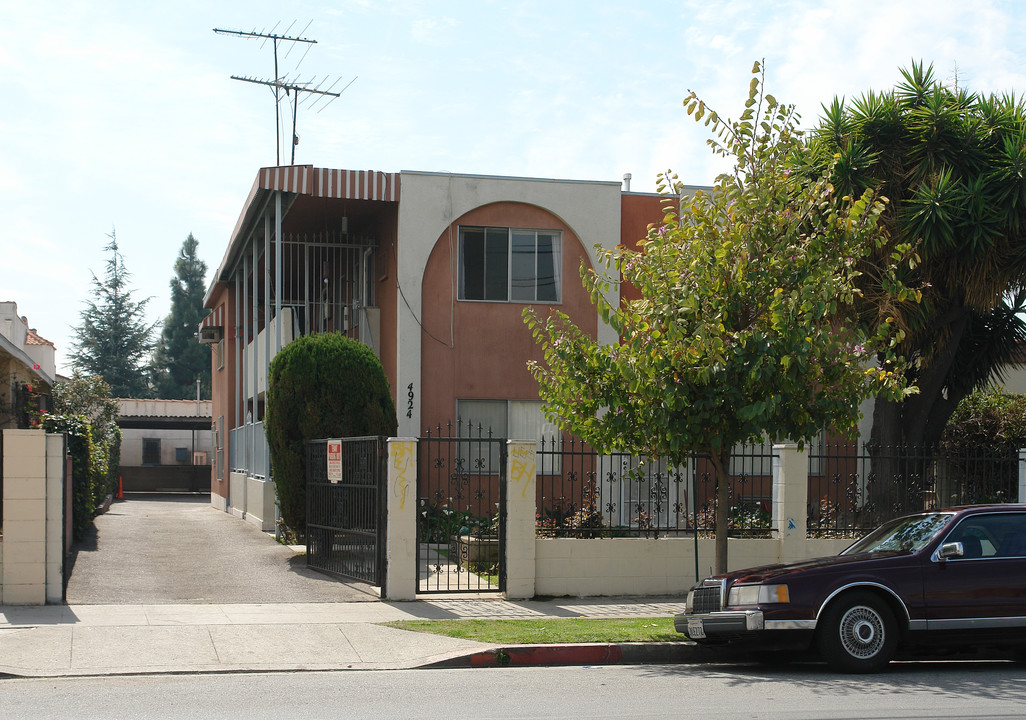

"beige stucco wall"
[533,536,853,597]
[2,429,64,605]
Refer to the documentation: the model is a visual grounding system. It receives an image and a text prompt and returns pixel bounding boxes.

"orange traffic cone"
[117,476,124,500]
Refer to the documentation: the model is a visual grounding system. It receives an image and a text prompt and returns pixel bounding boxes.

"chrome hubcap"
[839,605,885,659]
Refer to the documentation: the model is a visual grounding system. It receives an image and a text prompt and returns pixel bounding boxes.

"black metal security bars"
[807,443,1022,537]
[417,420,507,594]
[306,437,387,589]
[535,437,776,538]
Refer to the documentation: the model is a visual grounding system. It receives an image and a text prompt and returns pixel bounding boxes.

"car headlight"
[727,583,789,607]
[685,590,695,613]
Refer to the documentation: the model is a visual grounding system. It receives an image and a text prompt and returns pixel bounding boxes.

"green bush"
[941,388,1026,453]
[41,414,96,541]
[265,333,397,534]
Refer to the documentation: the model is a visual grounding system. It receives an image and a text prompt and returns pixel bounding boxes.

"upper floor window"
[458,226,562,303]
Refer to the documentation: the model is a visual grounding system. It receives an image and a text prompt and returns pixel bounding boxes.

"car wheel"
[817,591,898,673]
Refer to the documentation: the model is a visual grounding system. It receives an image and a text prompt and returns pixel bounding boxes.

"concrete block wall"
[223,471,275,532]
[2,429,64,605]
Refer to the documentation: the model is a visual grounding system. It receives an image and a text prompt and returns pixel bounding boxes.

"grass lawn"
[381,616,682,644]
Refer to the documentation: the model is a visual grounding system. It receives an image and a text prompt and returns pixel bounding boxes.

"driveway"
[65,494,379,604]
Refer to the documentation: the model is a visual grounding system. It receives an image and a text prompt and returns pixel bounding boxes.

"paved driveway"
[65,494,379,604]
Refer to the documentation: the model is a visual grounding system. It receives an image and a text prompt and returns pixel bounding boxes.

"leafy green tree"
[69,230,155,398]
[524,63,916,572]
[52,373,123,502]
[265,333,398,535]
[804,62,1026,449]
[152,234,210,399]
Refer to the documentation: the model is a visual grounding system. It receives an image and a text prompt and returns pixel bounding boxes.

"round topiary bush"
[265,333,398,534]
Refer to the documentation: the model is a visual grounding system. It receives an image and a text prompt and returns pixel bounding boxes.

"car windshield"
[841,513,954,555]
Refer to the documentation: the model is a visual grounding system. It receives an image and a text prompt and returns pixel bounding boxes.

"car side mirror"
[938,541,964,560]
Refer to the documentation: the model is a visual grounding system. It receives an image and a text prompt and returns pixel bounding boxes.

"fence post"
[505,440,537,600]
[1019,449,1026,504]
[385,438,418,601]
[772,442,808,559]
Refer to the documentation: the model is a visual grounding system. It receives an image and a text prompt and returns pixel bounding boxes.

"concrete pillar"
[385,438,417,600]
[504,440,537,600]
[44,433,65,604]
[1019,449,1026,504]
[772,442,808,559]
[2,429,48,605]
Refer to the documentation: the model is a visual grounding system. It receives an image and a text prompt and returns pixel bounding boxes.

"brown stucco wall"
[208,289,235,500]
[619,193,667,305]
[418,201,599,430]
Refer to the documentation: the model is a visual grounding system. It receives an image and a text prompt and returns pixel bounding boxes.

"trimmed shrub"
[265,333,398,534]
[941,388,1026,454]
[41,413,96,541]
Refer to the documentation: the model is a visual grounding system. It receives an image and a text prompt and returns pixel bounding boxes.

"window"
[458,226,562,303]
[456,399,559,473]
[142,438,161,465]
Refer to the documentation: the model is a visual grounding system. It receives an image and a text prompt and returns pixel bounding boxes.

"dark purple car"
[674,504,1026,672]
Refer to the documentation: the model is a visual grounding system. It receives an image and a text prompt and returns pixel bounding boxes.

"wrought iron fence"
[535,437,776,538]
[417,420,506,593]
[305,437,387,587]
[807,443,1021,538]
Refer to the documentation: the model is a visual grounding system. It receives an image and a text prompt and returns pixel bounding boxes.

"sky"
[4,0,1026,375]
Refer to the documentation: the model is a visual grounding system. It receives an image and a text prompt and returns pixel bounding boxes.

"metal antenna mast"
[215,25,354,166]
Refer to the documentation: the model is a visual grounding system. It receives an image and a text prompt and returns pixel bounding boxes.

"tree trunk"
[709,450,731,575]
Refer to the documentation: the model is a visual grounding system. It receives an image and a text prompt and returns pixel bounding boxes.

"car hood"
[711,550,910,585]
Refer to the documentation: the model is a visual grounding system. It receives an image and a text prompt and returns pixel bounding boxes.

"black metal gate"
[417,422,506,593]
[306,436,387,590]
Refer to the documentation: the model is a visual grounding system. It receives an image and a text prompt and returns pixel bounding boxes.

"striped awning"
[257,166,400,201]
[198,304,224,344]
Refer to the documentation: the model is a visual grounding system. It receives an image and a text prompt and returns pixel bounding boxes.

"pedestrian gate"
[417,422,506,593]
[306,437,387,590]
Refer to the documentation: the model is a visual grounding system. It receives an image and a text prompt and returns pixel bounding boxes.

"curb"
[423,642,719,669]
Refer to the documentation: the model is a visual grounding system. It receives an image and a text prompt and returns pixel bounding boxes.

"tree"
[524,62,916,573]
[45,374,122,540]
[152,234,210,399]
[265,333,398,535]
[69,230,155,398]
[804,62,1026,450]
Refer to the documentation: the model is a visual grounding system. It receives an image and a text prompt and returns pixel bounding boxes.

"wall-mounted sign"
[327,440,342,484]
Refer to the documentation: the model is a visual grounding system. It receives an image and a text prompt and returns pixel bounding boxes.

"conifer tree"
[69,230,155,398]
[151,234,210,399]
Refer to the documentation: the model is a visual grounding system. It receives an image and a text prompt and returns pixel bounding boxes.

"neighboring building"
[117,398,213,493]
[200,165,688,527]
[0,301,56,430]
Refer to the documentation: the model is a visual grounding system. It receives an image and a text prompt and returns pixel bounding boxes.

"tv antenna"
[215,24,356,165]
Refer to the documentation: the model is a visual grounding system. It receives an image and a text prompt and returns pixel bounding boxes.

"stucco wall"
[395,172,623,437]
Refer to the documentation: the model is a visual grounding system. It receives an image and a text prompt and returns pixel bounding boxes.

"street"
[2,662,1023,720]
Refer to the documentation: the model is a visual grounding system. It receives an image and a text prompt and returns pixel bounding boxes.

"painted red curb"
[467,644,623,667]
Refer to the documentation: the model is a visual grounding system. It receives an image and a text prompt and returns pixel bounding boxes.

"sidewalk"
[0,597,690,678]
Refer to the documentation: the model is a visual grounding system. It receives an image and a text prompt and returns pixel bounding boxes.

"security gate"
[417,422,506,593]
[306,436,387,590]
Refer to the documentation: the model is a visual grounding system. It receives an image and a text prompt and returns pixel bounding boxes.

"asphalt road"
[3,662,1025,720]
[63,494,378,604]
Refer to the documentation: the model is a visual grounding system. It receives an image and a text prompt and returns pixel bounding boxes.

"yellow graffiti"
[509,445,535,499]
[389,442,413,510]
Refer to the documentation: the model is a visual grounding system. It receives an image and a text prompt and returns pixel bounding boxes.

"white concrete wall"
[394,172,623,437]
[120,428,214,466]
[224,470,275,532]
[2,429,64,605]
[533,536,852,597]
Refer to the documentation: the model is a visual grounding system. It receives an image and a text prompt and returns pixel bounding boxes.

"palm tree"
[802,62,1026,453]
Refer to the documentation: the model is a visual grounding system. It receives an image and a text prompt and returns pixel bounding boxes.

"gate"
[306,436,387,590]
[417,422,506,593]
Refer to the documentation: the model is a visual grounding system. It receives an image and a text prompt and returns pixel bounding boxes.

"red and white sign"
[327,440,342,484]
